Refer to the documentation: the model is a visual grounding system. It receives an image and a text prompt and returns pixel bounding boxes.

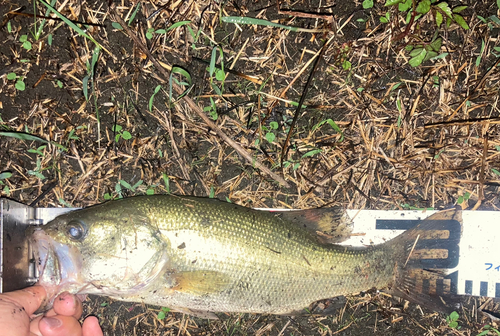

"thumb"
[0,285,47,316]
[0,285,46,336]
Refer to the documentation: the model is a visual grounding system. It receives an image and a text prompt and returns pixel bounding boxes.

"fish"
[28,195,460,318]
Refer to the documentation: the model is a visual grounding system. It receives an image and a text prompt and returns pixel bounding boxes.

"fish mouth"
[29,228,83,307]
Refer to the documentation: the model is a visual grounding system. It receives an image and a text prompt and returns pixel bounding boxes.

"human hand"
[0,285,103,336]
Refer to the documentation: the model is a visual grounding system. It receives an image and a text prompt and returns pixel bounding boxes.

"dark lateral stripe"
[465,280,473,295]
[480,282,488,296]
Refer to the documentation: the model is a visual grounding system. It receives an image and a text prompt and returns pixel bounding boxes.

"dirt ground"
[1,0,500,334]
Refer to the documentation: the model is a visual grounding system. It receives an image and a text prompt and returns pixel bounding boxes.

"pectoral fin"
[167,270,231,296]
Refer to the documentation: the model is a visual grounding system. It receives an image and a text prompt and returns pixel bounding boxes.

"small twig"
[276,0,334,23]
[473,133,488,210]
[280,34,335,166]
[262,35,333,127]
[29,180,58,207]
[404,234,420,267]
[446,57,500,122]
[424,117,500,128]
[393,0,417,41]
[192,57,262,84]
[110,5,290,188]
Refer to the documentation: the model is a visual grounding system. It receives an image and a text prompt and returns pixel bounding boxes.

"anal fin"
[171,307,219,319]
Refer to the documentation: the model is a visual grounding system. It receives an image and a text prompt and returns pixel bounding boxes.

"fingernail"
[42,317,62,329]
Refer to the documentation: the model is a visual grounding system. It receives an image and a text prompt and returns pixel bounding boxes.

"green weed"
[103,192,113,200]
[119,179,143,192]
[477,325,500,336]
[0,171,12,196]
[168,66,193,106]
[363,0,374,9]
[0,172,12,180]
[38,0,102,47]
[149,85,162,111]
[492,46,500,57]
[6,72,26,91]
[157,307,170,320]
[457,192,470,205]
[379,0,469,66]
[37,0,104,141]
[58,198,72,207]
[405,33,443,67]
[0,131,67,151]
[401,204,434,210]
[384,0,468,29]
[66,125,86,142]
[476,39,486,66]
[203,97,218,121]
[446,311,460,329]
[33,0,57,40]
[19,35,32,50]
[302,149,322,158]
[27,158,45,180]
[145,20,191,39]
[28,145,47,156]
[112,125,132,142]
[208,46,225,95]
[162,173,170,194]
[103,180,140,201]
[311,119,344,141]
[262,121,278,143]
[222,16,324,33]
[82,47,101,129]
[380,11,391,23]
[477,15,500,31]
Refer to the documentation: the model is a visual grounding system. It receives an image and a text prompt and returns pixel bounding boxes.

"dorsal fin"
[178,196,353,244]
[271,206,353,244]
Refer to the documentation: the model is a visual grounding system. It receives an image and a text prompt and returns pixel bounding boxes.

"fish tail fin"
[385,208,462,313]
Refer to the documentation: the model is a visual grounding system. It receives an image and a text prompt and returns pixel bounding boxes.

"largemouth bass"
[28,195,458,317]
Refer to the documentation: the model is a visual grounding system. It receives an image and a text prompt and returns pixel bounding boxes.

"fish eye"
[66,220,87,241]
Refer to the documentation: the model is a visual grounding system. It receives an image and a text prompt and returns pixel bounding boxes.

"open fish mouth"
[29,228,84,306]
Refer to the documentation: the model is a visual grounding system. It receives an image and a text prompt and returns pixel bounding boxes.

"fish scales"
[144,196,396,313]
[29,195,458,317]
